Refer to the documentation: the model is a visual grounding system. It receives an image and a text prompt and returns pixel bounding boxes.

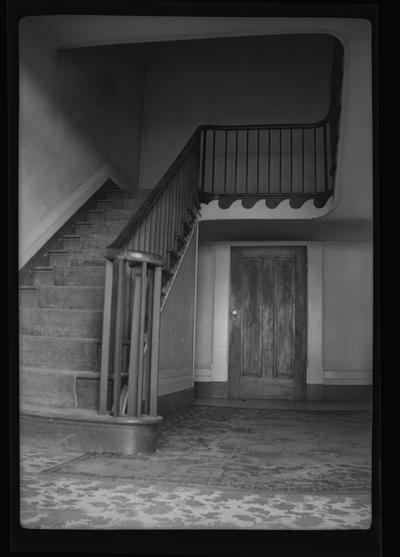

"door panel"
[229,246,307,400]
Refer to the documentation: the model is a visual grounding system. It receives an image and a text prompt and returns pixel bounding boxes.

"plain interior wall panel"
[158,232,197,397]
[19,18,145,250]
[323,242,373,372]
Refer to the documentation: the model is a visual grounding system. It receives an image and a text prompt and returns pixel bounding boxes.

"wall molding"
[324,370,373,385]
[19,163,130,269]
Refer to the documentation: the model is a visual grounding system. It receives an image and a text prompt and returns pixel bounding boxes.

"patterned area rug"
[42,406,372,494]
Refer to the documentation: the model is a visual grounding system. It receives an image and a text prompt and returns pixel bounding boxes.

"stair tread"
[21,333,100,341]
[21,366,100,377]
[21,307,102,314]
[39,285,104,290]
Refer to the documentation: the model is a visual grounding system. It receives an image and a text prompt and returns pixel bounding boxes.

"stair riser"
[76,221,127,237]
[49,253,69,266]
[38,286,104,309]
[20,368,78,408]
[63,237,81,250]
[97,197,143,210]
[20,368,106,410]
[55,266,105,286]
[20,336,99,371]
[20,309,103,338]
[76,235,116,250]
[75,223,93,235]
[19,289,38,308]
[86,210,133,223]
[33,269,55,286]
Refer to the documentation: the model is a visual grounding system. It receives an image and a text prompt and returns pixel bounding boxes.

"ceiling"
[31,15,335,49]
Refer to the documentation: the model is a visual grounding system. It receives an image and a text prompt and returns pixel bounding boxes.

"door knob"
[232,310,238,316]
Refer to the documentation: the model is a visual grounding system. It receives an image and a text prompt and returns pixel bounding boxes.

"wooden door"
[228,246,307,399]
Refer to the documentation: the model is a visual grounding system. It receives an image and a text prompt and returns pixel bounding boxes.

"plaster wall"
[19,18,145,252]
[194,241,373,390]
[158,230,198,397]
[139,34,333,192]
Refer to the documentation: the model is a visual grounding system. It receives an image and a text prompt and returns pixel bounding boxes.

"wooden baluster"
[169,177,176,256]
[268,129,271,193]
[256,129,260,193]
[150,265,162,417]
[279,129,282,193]
[126,266,142,416]
[314,127,317,193]
[200,129,207,191]
[157,193,166,262]
[224,130,228,193]
[99,258,114,414]
[290,129,293,193]
[132,230,139,251]
[302,128,305,193]
[143,267,154,414]
[112,258,125,416]
[161,190,169,264]
[136,262,148,418]
[245,130,249,193]
[211,129,216,193]
[323,123,328,192]
[149,206,156,254]
[234,130,238,194]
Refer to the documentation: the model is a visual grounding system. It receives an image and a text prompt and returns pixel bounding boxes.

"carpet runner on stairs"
[19,185,148,413]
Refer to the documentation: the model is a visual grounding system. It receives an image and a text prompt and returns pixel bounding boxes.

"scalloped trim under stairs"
[19,184,163,455]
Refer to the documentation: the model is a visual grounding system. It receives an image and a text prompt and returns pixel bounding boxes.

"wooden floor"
[193,397,372,411]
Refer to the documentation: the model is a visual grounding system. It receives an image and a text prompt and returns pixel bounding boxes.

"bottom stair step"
[20,367,105,410]
[20,404,163,455]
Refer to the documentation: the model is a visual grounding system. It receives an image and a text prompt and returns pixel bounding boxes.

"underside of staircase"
[19,183,163,454]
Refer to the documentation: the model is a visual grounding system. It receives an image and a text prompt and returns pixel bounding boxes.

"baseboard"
[157,388,193,416]
[194,381,229,399]
[323,384,372,402]
[19,163,130,269]
[195,382,372,402]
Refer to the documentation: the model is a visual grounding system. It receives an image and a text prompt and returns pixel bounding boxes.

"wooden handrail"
[107,127,202,252]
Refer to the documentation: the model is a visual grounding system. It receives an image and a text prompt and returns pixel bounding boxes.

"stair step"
[19,286,38,307]
[20,367,101,409]
[48,250,69,266]
[20,403,162,455]
[63,235,81,250]
[74,233,117,250]
[104,189,125,200]
[75,222,93,235]
[20,334,99,371]
[37,285,104,309]
[55,265,105,286]
[20,308,103,338]
[96,199,114,211]
[66,249,106,266]
[31,267,55,286]
[87,208,134,222]
[76,219,129,237]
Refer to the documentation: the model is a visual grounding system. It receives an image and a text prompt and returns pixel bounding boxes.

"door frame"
[198,241,323,394]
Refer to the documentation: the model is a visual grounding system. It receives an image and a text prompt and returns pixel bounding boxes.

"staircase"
[19,184,163,454]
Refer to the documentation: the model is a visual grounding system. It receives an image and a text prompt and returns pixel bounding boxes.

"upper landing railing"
[99,42,344,419]
[199,42,343,209]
